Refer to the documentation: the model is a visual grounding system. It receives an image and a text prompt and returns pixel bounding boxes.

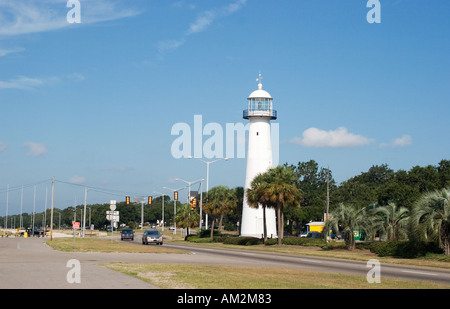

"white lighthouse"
[240,74,277,238]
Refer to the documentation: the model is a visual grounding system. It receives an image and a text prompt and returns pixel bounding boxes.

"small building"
[306,222,325,233]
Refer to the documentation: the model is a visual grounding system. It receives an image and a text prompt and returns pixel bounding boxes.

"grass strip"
[105,263,450,289]
[46,237,188,254]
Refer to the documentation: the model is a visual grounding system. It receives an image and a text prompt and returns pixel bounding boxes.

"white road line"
[298,258,323,263]
[401,270,438,276]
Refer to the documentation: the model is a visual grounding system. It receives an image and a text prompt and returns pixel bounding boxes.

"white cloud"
[380,134,412,148]
[186,10,215,35]
[292,127,373,148]
[0,0,141,36]
[392,134,412,147]
[22,141,48,156]
[68,175,86,184]
[0,74,84,90]
[157,39,187,54]
[172,1,196,10]
[0,75,58,90]
[158,0,247,55]
[0,47,24,57]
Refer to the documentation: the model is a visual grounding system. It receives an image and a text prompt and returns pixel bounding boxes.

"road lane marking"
[401,270,438,276]
[298,258,323,263]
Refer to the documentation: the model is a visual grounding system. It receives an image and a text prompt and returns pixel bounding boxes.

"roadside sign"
[106,210,119,222]
[73,222,80,229]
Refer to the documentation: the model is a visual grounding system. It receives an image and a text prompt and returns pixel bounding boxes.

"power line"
[54,179,150,198]
[0,179,52,194]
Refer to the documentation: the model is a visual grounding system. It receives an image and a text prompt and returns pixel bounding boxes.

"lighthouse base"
[240,204,277,238]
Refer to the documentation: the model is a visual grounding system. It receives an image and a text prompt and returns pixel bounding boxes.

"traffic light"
[191,197,197,210]
[126,196,130,205]
[148,196,152,205]
[174,191,178,201]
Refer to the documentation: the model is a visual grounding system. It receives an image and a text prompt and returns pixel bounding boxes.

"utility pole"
[154,192,165,231]
[50,176,55,241]
[44,187,48,236]
[326,166,330,243]
[20,185,23,230]
[83,187,87,237]
[199,178,203,230]
[32,185,36,236]
[5,184,9,231]
[6,184,9,230]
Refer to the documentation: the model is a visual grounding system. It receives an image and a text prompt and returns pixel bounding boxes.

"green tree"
[374,203,409,241]
[288,160,335,232]
[437,159,450,188]
[203,186,236,237]
[326,204,372,250]
[410,188,450,255]
[247,165,302,245]
[175,203,199,235]
[246,174,270,242]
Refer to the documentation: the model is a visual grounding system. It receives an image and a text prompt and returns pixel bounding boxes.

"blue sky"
[0,0,449,215]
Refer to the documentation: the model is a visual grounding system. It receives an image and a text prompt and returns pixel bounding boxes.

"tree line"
[2,159,449,254]
[202,159,450,254]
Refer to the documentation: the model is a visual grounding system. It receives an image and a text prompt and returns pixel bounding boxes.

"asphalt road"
[1,236,450,289]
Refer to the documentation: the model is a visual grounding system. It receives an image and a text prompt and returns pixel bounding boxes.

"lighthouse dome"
[248,82,272,99]
[244,77,276,120]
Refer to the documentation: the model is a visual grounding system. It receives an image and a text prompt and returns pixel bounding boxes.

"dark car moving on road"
[121,228,134,241]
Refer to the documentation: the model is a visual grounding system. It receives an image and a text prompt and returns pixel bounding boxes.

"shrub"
[212,236,228,243]
[361,241,443,258]
[223,236,263,246]
[283,237,326,247]
[321,241,347,250]
[198,229,221,238]
[185,235,198,242]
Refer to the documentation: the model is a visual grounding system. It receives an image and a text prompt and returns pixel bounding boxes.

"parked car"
[299,232,308,238]
[142,229,163,245]
[306,231,321,239]
[121,228,134,241]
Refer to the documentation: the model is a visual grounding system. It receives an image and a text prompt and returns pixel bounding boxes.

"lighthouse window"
[256,132,259,136]
[258,101,262,110]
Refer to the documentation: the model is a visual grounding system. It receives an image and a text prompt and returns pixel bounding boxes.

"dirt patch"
[138,271,194,289]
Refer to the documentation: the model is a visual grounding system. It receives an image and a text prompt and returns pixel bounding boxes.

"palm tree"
[175,204,199,236]
[410,188,450,255]
[375,203,409,241]
[246,174,270,242]
[326,204,372,250]
[247,165,302,245]
[203,186,236,238]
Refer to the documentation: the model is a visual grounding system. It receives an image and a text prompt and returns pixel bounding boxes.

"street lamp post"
[188,157,229,229]
[133,197,146,231]
[83,187,87,238]
[175,177,203,230]
[154,192,166,231]
[163,186,186,235]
